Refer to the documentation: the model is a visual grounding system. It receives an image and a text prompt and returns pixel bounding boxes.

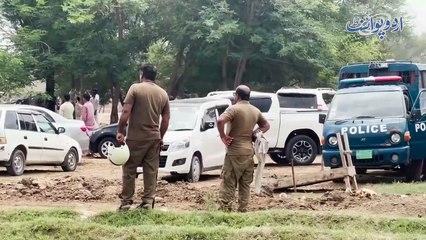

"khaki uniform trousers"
[120,139,160,206]
[219,154,254,212]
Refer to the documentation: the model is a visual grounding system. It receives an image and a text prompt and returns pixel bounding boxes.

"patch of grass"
[370,182,426,195]
[0,209,77,222]
[92,209,426,235]
[1,209,425,240]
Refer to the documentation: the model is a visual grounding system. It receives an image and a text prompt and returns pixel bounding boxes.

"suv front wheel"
[285,135,317,165]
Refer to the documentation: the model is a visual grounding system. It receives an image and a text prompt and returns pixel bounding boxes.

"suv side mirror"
[57,127,66,134]
[319,113,326,124]
[410,109,421,122]
[203,121,215,131]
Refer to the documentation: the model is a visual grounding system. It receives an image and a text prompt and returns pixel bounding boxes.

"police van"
[320,76,426,181]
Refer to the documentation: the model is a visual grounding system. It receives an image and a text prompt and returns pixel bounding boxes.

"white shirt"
[59,101,75,119]
[90,94,100,111]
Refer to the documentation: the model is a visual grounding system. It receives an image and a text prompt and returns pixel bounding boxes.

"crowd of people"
[56,89,101,131]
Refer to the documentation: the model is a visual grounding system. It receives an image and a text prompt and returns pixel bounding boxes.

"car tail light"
[0,137,7,144]
[321,137,325,145]
[80,127,87,132]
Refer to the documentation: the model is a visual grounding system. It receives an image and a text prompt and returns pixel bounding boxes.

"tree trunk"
[167,44,186,97]
[110,83,120,124]
[233,0,254,88]
[46,71,56,111]
[110,0,123,124]
[234,57,247,88]
[222,46,229,90]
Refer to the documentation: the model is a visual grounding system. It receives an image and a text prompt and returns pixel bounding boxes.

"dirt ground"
[0,156,425,218]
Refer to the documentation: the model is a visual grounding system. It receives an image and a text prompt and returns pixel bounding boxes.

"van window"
[278,93,317,109]
[4,111,19,130]
[421,71,426,88]
[18,113,38,132]
[203,108,217,123]
[217,105,229,116]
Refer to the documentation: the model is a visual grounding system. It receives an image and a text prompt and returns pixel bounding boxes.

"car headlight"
[390,133,401,144]
[168,138,190,152]
[328,136,338,146]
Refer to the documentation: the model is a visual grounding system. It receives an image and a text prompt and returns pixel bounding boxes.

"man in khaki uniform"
[217,85,270,212]
[116,64,170,211]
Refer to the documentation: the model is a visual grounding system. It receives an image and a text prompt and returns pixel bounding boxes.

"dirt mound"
[0,176,119,202]
[0,175,425,217]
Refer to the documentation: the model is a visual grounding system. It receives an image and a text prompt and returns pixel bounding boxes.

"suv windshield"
[328,91,405,120]
[168,106,199,131]
[278,93,317,109]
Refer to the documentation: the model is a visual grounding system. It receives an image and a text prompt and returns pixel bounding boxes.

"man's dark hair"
[83,93,91,101]
[76,96,80,101]
[91,88,98,94]
[64,94,71,101]
[140,64,157,81]
[236,88,250,101]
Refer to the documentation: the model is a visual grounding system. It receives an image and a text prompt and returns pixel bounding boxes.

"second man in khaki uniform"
[217,85,270,212]
[116,64,170,211]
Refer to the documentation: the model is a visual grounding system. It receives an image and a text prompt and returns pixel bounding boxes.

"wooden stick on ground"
[343,133,358,190]
[290,157,297,192]
[336,133,352,192]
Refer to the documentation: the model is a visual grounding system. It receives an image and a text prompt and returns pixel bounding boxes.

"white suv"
[276,88,335,111]
[0,106,82,176]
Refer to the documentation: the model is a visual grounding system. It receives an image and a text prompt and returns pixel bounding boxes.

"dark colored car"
[89,123,121,158]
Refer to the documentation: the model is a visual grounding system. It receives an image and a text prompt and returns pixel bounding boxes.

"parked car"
[1,104,90,152]
[89,123,120,158]
[207,90,327,165]
[90,98,232,182]
[0,106,82,176]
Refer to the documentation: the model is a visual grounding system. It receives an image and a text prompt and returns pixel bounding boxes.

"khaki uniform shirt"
[124,82,170,141]
[220,101,267,156]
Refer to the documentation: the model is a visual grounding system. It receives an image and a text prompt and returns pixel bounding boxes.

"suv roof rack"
[346,60,412,66]
[316,88,335,91]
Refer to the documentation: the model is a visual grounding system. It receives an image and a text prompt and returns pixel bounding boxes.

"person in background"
[81,93,98,132]
[59,94,74,120]
[90,88,100,124]
[55,96,62,113]
[74,96,83,120]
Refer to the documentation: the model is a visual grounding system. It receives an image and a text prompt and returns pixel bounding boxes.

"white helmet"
[107,144,130,166]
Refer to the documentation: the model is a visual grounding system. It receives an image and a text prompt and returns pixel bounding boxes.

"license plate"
[356,150,373,160]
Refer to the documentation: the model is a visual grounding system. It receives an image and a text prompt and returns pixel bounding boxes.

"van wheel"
[285,135,317,165]
[405,160,423,182]
[62,149,78,172]
[269,153,289,165]
[186,155,202,183]
[7,149,25,176]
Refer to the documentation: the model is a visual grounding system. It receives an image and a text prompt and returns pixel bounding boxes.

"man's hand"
[221,135,233,146]
[160,139,164,148]
[116,132,125,144]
